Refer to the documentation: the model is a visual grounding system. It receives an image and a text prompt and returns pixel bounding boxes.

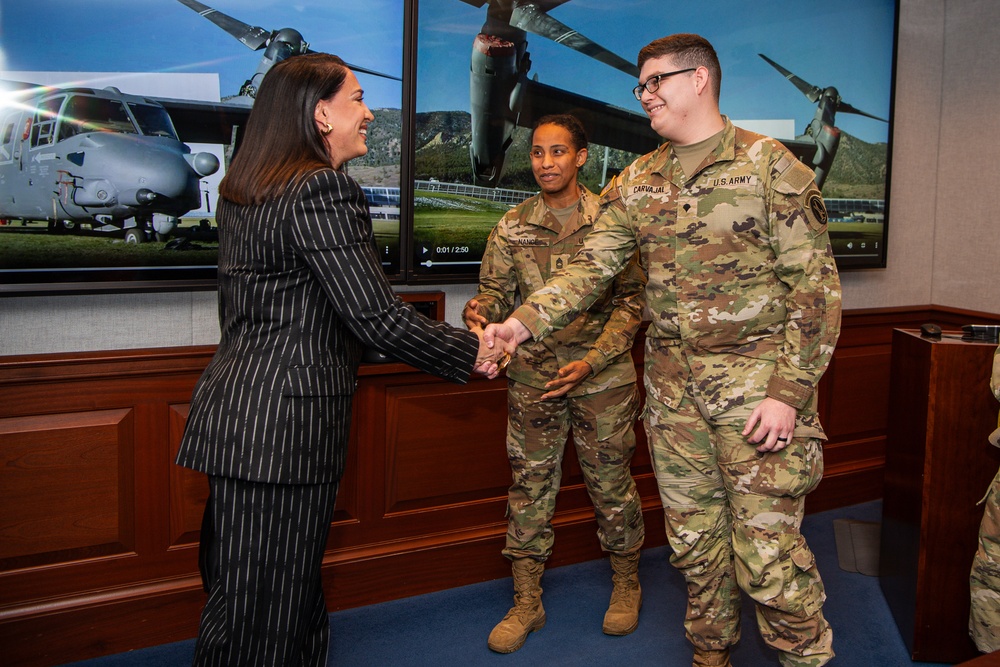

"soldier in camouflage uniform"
[484,35,841,667]
[464,115,647,654]
[971,344,1000,652]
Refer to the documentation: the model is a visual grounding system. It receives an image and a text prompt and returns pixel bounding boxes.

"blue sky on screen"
[0,0,405,110]
[417,0,896,144]
[0,0,895,144]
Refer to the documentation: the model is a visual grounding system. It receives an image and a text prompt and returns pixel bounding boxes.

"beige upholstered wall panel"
[929,0,1000,314]
[839,0,944,310]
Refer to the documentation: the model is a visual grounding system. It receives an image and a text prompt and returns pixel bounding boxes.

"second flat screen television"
[407,0,898,282]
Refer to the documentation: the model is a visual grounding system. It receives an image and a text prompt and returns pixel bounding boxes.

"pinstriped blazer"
[176,168,479,485]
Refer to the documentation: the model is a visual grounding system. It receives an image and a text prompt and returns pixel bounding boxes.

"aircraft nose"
[187,152,220,177]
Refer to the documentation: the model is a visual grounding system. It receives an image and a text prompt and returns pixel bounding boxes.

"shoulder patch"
[805,189,828,232]
[773,156,816,196]
[599,178,618,200]
[599,176,625,210]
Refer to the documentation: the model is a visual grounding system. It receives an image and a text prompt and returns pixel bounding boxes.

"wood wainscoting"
[1,304,997,666]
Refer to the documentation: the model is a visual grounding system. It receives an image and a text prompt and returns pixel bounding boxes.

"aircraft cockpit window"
[30,96,64,148]
[58,95,138,141]
[127,103,179,140]
[0,119,15,162]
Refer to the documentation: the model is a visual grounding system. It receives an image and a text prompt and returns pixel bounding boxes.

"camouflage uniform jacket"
[513,118,842,417]
[476,184,645,396]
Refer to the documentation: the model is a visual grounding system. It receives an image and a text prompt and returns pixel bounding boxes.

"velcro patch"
[599,177,625,210]
[600,180,619,199]
[774,156,816,196]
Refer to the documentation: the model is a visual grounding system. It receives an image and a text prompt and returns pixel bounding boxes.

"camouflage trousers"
[644,381,833,667]
[502,380,644,561]
[971,468,1000,652]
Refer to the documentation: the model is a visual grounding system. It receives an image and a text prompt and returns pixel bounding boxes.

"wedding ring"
[776,437,788,442]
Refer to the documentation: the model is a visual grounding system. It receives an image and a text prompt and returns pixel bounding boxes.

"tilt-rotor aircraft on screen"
[463,0,886,190]
[174,0,401,106]
[757,53,887,189]
[464,0,657,187]
[0,0,398,243]
[0,79,223,242]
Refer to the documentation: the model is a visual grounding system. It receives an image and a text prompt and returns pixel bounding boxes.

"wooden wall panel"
[0,409,134,566]
[385,381,510,513]
[0,305,997,666]
[822,344,892,439]
[167,403,204,548]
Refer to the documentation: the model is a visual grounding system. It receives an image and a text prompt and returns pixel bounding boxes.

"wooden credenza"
[2,305,997,666]
[880,328,1000,663]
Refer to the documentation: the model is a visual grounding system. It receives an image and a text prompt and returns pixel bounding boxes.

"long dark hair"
[219,53,349,205]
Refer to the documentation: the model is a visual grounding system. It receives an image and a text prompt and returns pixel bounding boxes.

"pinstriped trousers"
[193,476,339,667]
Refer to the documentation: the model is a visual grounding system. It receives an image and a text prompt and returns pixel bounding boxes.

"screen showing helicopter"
[408,0,897,282]
[0,0,405,294]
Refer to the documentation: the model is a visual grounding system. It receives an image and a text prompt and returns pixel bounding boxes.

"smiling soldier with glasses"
[632,67,696,100]
[483,33,841,667]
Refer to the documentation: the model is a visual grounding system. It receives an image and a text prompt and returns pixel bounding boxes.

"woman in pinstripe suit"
[176,53,506,666]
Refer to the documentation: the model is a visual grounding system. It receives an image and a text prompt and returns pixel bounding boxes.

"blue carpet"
[65,501,950,666]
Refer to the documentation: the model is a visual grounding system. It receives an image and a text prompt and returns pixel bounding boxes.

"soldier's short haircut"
[533,114,588,152]
[637,34,722,102]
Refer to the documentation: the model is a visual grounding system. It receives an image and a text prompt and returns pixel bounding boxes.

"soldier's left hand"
[462,298,488,330]
[540,361,593,400]
[743,397,796,453]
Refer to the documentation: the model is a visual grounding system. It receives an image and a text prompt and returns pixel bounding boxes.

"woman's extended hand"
[471,325,514,379]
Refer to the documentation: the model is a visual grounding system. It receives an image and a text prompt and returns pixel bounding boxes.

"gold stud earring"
[320,122,333,136]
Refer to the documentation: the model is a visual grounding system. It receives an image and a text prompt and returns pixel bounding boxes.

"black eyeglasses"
[632,67,696,101]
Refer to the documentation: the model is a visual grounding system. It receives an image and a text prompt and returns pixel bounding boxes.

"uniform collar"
[524,184,596,242]
[651,116,737,185]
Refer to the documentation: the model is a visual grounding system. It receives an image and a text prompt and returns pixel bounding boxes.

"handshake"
[464,299,533,380]
[463,299,595,398]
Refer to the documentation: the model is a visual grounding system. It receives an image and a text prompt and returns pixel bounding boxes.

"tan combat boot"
[487,558,546,653]
[603,551,642,635]
[693,646,732,667]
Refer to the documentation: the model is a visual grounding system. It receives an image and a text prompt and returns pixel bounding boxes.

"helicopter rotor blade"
[301,48,402,82]
[758,53,822,104]
[509,3,638,77]
[178,1,402,82]
[759,53,888,123]
[837,101,888,123]
[177,0,271,51]
[342,63,403,82]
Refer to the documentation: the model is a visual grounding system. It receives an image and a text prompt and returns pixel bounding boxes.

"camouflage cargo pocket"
[643,338,685,409]
[594,385,641,443]
[785,303,838,372]
[749,436,824,499]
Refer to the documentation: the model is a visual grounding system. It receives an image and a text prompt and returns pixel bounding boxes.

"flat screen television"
[0,0,406,295]
[406,0,898,282]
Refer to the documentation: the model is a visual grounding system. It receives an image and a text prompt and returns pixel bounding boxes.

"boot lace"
[610,570,639,606]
